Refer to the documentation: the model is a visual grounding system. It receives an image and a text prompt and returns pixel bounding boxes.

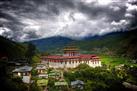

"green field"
[37,79,48,86]
[100,55,137,67]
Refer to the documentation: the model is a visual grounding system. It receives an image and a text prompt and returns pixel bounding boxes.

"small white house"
[36,64,48,78]
[36,64,47,74]
[71,80,84,89]
[12,65,32,83]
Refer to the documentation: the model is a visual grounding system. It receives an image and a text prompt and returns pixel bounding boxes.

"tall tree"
[25,43,36,64]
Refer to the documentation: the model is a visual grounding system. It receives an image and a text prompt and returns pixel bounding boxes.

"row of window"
[48,60,99,64]
[44,58,99,61]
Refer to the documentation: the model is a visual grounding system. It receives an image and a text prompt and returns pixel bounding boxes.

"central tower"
[63,46,79,56]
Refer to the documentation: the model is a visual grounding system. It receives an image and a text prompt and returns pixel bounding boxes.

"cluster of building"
[12,64,48,84]
[12,64,61,84]
[11,46,101,85]
[54,80,85,90]
[12,64,86,90]
[41,46,101,68]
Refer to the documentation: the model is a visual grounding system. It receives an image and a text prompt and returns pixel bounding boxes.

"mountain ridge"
[28,31,126,52]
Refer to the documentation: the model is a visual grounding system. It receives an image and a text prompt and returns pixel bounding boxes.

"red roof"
[46,55,62,59]
[92,56,100,59]
[80,54,97,59]
[42,54,99,59]
[45,55,79,59]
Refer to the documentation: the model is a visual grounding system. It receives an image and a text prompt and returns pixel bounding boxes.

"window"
[18,72,21,76]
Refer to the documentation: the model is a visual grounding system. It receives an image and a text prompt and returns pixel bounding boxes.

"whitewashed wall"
[48,59,101,68]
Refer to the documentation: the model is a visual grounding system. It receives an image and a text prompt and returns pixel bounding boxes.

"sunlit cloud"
[0,0,136,41]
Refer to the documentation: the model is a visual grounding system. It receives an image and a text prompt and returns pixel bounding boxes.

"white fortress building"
[41,46,101,68]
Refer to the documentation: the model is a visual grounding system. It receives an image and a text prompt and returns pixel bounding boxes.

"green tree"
[25,43,36,64]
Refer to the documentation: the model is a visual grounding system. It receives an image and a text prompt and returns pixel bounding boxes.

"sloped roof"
[36,64,46,70]
[80,54,97,59]
[42,54,99,60]
[12,65,32,72]
[46,55,79,59]
[71,80,84,86]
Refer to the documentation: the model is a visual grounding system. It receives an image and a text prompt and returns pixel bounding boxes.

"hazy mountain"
[28,36,75,52]
[28,28,137,59]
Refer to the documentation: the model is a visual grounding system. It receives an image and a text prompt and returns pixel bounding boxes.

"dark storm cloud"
[77,3,127,22]
[0,0,137,41]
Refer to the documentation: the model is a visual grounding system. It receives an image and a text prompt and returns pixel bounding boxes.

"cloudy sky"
[0,0,137,41]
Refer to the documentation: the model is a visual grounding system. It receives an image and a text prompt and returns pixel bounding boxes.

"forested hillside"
[0,36,40,91]
[73,28,137,59]
[0,36,26,59]
[29,28,137,59]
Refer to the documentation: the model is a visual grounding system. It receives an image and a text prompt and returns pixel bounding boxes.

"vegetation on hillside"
[28,36,74,52]
[64,64,137,91]
[100,55,137,68]
[73,28,137,59]
[0,36,27,59]
[0,36,41,91]
[29,28,137,60]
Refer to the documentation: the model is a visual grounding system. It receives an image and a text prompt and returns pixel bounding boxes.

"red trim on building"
[41,54,100,63]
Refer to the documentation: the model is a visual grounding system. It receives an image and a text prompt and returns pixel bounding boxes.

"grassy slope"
[100,55,134,67]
